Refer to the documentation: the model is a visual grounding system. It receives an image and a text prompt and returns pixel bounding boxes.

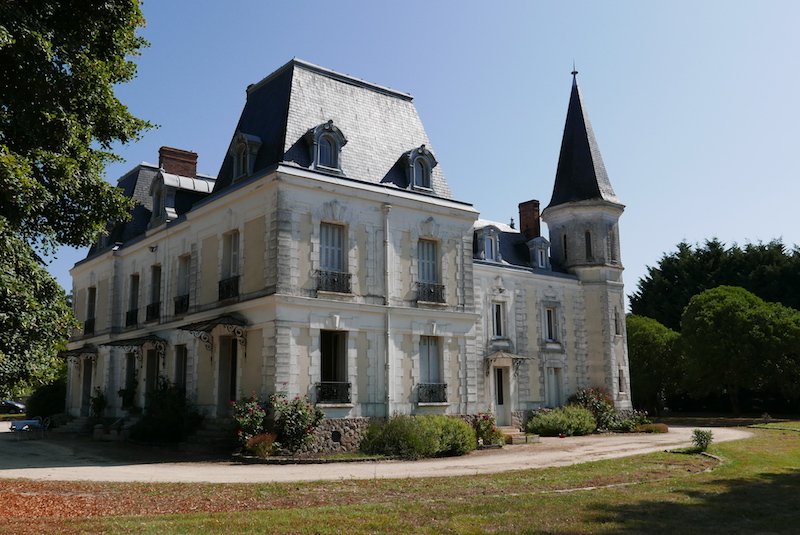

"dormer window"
[403,145,437,191]
[228,131,262,180]
[306,120,347,174]
[528,236,551,270]
[475,226,502,262]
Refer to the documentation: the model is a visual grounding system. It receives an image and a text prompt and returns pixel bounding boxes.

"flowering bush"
[232,393,268,448]
[270,392,324,453]
[475,411,505,445]
[246,433,278,457]
[568,387,617,430]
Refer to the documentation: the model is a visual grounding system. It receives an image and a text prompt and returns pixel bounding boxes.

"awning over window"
[177,314,247,351]
[484,350,535,377]
[61,344,98,368]
[100,334,168,349]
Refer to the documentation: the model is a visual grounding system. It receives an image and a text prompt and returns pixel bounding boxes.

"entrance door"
[494,367,511,426]
[218,337,238,414]
[546,367,563,407]
[80,361,92,417]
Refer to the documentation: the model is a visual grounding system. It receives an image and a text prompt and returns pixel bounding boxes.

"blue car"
[0,400,26,414]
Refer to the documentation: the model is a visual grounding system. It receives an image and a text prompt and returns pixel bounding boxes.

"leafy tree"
[626,315,682,416]
[630,239,800,330]
[0,1,151,391]
[681,286,800,415]
[0,220,72,397]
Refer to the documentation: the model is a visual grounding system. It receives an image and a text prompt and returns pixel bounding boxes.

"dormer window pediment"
[528,236,551,270]
[228,131,262,180]
[402,144,437,191]
[475,225,502,262]
[306,120,347,174]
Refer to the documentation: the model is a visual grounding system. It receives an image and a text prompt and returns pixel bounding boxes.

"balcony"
[417,282,445,304]
[174,294,189,315]
[145,302,160,322]
[317,270,352,294]
[418,383,447,403]
[316,381,351,404]
[83,318,95,336]
[218,276,239,301]
[125,309,138,327]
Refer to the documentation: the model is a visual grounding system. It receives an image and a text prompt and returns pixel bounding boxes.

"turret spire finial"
[571,60,578,77]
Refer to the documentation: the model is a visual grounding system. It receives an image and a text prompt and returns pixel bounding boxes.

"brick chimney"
[159,147,197,178]
[518,199,541,240]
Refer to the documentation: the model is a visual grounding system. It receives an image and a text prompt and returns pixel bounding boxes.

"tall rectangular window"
[87,287,97,321]
[418,239,438,283]
[223,230,240,279]
[484,236,496,261]
[545,307,558,342]
[147,265,161,321]
[126,274,139,326]
[320,223,345,272]
[492,302,506,338]
[420,336,441,384]
[175,255,191,315]
[318,330,350,403]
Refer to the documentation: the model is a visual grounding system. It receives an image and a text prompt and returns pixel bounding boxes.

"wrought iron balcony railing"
[317,270,352,294]
[316,381,351,403]
[125,308,138,327]
[145,302,160,322]
[174,294,189,315]
[418,382,447,403]
[417,282,446,303]
[83,318,95,336]
[218,276,239,300]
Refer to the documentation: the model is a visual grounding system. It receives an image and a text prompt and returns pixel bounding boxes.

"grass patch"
[3,419,800,534]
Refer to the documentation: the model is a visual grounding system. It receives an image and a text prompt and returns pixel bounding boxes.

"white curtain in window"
[320,223,344,272]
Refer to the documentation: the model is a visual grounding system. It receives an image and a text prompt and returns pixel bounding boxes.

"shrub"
[692,429,714,451]
[361,414,440,460]
[89,387,107,419]
[361,414,476,459]
[526,405,597,437]
[270,392,324,453]
[232,393,269,448]
[130,376,204,443]
[609,409,652,432]
[246,433,278,457]
[428,415,476,456]
[568,387,617,430]
[475,411,505,446]
[24,378,66,418]
[635,423,669,433]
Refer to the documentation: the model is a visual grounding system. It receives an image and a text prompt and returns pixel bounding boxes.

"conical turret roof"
[546,73,619,209]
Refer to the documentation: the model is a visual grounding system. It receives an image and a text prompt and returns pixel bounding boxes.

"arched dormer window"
[305,120,347,174]
[227,131,262,180]
[403,145,437,191]
[475,225,502,262]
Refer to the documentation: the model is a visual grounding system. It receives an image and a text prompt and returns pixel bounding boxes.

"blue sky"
[48,1,800,308]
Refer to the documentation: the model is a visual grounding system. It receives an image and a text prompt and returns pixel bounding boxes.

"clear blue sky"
[47,0,800,309]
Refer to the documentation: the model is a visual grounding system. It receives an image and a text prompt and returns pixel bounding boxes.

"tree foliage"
[630,239,800,331]
[0,220,72,397]
[626,314,682,416]
[0,0,151,249]
[680,286,800,415]
[0,1,151,391]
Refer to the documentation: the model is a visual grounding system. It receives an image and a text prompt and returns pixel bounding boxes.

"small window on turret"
[585,230,593,261]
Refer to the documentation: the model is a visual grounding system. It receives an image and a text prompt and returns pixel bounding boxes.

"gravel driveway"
[0,424,752,483]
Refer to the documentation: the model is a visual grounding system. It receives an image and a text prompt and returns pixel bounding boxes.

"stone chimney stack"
[159,147,197,178]
[518,199,541,240]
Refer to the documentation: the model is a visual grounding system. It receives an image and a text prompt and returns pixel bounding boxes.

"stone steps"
[498,426,539,445]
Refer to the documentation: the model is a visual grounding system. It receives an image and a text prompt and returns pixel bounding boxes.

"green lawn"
[6,420,800,534]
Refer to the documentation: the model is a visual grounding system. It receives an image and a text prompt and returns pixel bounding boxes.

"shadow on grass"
[589,469,800,534]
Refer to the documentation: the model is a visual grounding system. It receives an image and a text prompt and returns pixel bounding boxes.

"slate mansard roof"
[213,58,454,199]
[547,74,620,209]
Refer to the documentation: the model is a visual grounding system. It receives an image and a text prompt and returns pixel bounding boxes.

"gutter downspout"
[382,204,392,417]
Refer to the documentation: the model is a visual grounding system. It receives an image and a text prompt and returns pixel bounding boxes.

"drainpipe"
[382,204,392,417]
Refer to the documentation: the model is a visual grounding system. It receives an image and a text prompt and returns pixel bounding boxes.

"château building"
[65,59,631,435]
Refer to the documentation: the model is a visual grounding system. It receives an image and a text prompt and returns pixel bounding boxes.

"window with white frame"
[492,302,506,338]
[404,144,437,191]
[484,235,497,261]
[147,265,161,321]
[320,223,345,273]
[418,239,438,283]
[174,344,188,389]
[223,230,240,279]
[420,336,441,384]
[127,274,139,324]
[413,157,430,189]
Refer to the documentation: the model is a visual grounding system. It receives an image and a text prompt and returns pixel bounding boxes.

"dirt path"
[0,425,751,483]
